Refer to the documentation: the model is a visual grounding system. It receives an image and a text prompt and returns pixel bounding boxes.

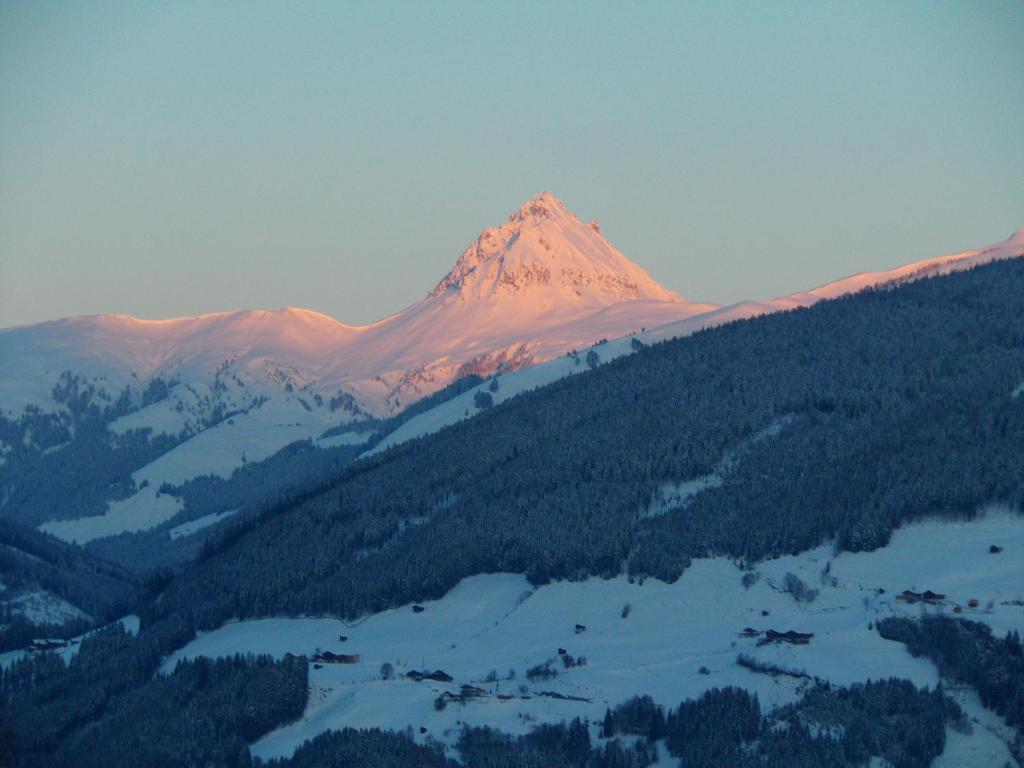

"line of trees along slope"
[266,679,955,768]
[156,257,1024,628]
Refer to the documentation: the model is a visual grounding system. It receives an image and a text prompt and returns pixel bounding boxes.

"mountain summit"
[431,192,683,306]
[1,193,710,422]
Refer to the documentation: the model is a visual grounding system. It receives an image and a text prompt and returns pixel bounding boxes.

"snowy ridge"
[371,227,1024,454]
[0,192,710,421]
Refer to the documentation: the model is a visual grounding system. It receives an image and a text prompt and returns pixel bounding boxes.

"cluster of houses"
[435,683,488,706]
[894,588,991,614]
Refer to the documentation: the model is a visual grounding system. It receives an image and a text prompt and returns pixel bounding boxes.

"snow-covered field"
[41,394,340,544]
[162,510,1024,764]
[41,485,185,544]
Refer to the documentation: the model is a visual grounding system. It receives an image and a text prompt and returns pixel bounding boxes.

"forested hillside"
[83,373,488,571]
[0,374,184,530]
[0,521,139,650]
[154,256,1024,628]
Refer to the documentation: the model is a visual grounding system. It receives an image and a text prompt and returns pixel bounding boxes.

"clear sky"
[1,1,1022,328]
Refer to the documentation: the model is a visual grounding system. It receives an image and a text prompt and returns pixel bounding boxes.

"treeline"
[155,257,1024,628]
[457,719,655,768]
[0,620,307,767]
[262,679,954,768]
[878,616,1024,731]
[259,729,454,768]
[604,680,953,768]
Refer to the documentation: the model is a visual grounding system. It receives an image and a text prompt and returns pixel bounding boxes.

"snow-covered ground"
[937,687,1019,768]
[168,509,238,540]
[162,510,1024,763]
[366,337,641,456]
[41,394,340,544]
[41,485,184,544]
[130,395,340,488]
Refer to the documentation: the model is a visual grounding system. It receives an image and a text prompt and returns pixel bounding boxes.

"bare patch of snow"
[936,687,1019,768]
[643,475,722,518]
[643,416,796,518]
[168,510,237,540]
[39,486,183,545]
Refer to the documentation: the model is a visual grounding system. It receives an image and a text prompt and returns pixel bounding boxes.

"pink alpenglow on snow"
[0,193,714,418]
[2,198,1021,423]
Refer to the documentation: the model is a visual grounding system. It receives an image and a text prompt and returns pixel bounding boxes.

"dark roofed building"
[760,629,814,645]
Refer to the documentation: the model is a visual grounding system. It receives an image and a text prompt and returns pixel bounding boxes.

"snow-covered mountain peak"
[508,190,568,223]
[430,192,684,307]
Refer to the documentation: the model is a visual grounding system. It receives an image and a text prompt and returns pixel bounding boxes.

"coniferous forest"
[158,258,1024,627]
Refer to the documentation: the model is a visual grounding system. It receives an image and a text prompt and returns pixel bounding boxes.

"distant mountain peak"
[430,192,682,306]
[508,190,566,223]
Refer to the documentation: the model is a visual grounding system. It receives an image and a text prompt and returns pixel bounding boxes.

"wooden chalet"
[312,651,361,664]
[760,629,814,646]
[407,669,453,683]
[896,590,946,605]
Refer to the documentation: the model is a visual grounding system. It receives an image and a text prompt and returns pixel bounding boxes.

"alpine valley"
[2,194,1024,768]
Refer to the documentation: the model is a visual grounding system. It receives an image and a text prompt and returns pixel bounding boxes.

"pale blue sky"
[1,1,1022,328]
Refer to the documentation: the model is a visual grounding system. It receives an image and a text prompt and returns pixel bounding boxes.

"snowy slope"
[647,226,1024,343]
[162,510,1024,765]
[370,228,1024,454]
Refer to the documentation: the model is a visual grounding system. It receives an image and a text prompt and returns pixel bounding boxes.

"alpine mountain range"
[2,193,1024,768]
